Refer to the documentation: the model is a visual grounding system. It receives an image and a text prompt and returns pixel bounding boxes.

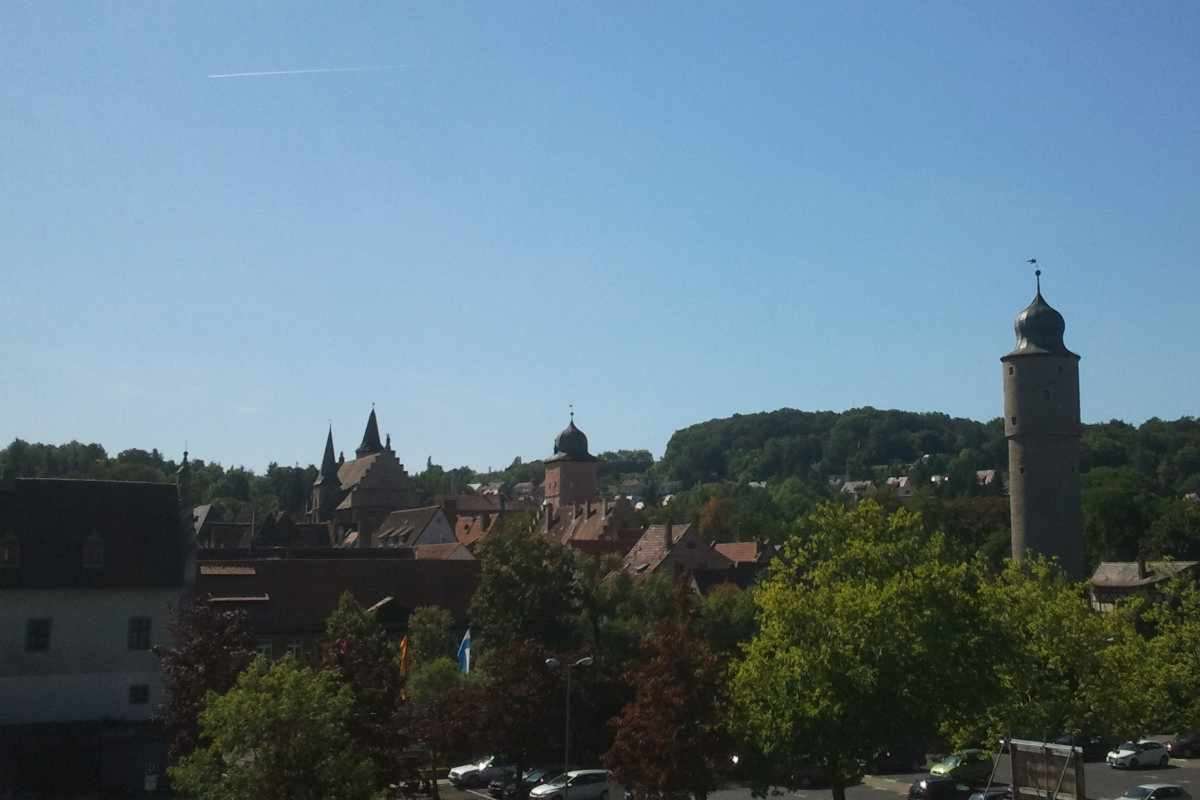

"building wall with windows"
[0,587,181,724]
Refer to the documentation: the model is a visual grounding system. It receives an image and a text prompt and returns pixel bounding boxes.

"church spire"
[315,427,338,486]
[356,407,384,458]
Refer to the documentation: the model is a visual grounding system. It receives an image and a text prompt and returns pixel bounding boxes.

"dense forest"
[4,407,1199,567]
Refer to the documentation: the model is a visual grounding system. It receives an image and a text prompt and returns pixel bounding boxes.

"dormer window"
[0,535,18,568]
[82,531,105,571]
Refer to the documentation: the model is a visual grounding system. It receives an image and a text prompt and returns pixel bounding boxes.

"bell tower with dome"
[1002,269,1084,579]
[543,410,600,513]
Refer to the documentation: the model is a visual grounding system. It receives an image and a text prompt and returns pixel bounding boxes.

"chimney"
[442,496,458,526]
[664,519,673,547]
[1137,557,1148,580]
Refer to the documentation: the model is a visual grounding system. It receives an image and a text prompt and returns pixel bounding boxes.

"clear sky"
[3,1,1198,473]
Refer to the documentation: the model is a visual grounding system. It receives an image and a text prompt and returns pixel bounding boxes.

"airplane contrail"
[207,66,391,79]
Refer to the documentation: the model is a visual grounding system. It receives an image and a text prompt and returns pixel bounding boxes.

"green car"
[929,750,994,786]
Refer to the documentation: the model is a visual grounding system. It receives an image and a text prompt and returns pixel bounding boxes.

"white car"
[1118,785,1192,800]
[1107,741,1169,769]
[449,756,516,787]
[529,770,610,800]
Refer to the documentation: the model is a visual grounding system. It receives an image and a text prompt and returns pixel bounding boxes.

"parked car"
[1108,741,1170,769]
[491,768,562,800]
[449,756,517,787]
[929,751,994,786]
[968,788,1011,800]
[908,775,972,800]
[1168,733,1200,759]
[529,770,610,800]
[1117,785,1192,800]
[1053,734,1120,762]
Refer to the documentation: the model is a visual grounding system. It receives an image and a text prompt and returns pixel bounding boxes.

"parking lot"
[438,757,1200,800]
[707,758,1200,800]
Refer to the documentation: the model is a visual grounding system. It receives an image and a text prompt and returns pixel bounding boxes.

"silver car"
[1118,785,1191,800]
[1108,741,1169,769]
[529,770,610,800]
[449,756,516,787]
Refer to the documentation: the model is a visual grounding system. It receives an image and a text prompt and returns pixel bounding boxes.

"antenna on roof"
[569,402,574,422]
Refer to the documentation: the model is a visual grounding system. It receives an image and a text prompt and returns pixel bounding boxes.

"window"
[128,617,152,650]
[256,642,273,659]
[1010,417,1017,426]
[25,618,51,652]
[287,642,302,658]
[129,684,150,705]
[82,531,104,570]
[1008,366,1014,375]
[0,535,18,568]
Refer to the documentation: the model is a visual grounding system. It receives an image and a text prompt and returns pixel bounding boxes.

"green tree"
[474,640,561,783]
[322,592,405,778]
[407,657,463,707]
[469,520,579,649]
[407,606,456,665]
[698,583,757,657]
[730,502,985,800]
[168,657,377,800]
[961,559,1139,746]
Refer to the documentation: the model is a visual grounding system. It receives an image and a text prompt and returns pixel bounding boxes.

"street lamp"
[546,656,594,800]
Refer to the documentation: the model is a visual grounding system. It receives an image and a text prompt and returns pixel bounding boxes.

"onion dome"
[1010,271,1076,356]
[547,413,598,463]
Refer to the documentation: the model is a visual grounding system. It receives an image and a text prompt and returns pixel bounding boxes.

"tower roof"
[546,414,598,463]
[1008,271,1077,357]
[356,408,384,458]
[315,428,338,486]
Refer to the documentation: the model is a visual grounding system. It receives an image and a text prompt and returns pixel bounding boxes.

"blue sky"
[3,1,1198,473]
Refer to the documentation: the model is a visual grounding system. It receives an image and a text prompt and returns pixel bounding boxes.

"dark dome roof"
[548,417,597,463]
[1009,276,1076,357]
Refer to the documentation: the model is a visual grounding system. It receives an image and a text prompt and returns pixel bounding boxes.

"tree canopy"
[168,657,377,800]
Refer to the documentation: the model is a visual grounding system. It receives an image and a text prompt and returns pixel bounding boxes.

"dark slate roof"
[196,556,480,634]
[1006,274,1078,358]
[546,418,598,463]
[315,427,338,486]
[376,506,441,546]
[0,478,185,589]
[356,409,384,458]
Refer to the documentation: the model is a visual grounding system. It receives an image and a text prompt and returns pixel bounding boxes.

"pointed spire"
[1035,268,1042,296]
[356,407,383,458]
[315,427,338,485]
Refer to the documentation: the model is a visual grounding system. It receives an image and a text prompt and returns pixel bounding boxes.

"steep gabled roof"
[0,478,185,589]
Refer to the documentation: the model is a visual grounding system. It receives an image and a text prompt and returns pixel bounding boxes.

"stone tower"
[543,412,599,513]
[1002,270,1084,578]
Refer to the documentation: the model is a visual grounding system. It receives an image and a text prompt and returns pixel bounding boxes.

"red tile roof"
[712,542,765,565]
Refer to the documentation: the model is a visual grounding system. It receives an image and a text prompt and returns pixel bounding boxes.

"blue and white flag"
[457,628,471,674]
